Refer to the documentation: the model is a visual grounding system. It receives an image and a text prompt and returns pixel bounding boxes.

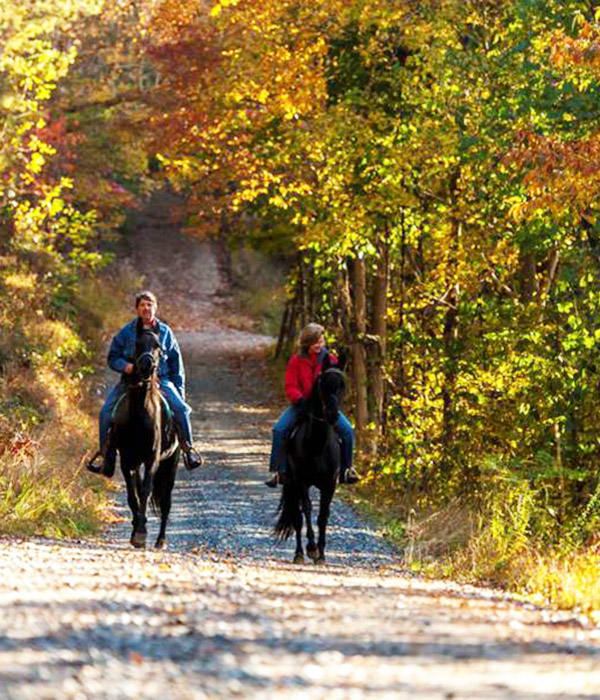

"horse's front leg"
[154,458,177,549]
[302,487,318,561]
[293,505,304,564]
[291,482,304,564]
[134,460,155,548]
[127,464,148,548]
[121,458,141,546]
[316,485,334,563]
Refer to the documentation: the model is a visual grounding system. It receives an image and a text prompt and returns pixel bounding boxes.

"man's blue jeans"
[99,379,193,449]
[269,404,354,474]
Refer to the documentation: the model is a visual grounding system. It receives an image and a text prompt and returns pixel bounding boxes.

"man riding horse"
[86,290,203,476]
[265,322,360,488]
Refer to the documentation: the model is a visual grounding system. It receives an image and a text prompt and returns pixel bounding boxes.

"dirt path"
[0,190,599,698]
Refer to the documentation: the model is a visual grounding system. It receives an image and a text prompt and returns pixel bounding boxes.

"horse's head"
[317,353,346,424]
[135,326,161,382]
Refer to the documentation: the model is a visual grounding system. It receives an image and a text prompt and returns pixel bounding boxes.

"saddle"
[288,416,342,443]
[108,388,178,464]
[110,391,173,428]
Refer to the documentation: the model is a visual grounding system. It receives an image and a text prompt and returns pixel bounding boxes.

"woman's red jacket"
[285,351,337,404]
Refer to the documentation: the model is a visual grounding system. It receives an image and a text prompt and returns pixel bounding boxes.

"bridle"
[136,351,158,374]
[131,332,162,386]
[310,367,345,424]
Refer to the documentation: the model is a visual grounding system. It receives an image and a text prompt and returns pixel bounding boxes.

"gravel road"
[0,191,599,699]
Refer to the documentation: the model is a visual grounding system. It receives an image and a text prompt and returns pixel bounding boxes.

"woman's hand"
[295,398,308,416]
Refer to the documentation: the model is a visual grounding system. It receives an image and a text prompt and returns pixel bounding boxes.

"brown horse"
[113,322,180,548]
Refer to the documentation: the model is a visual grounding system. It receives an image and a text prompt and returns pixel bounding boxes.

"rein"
[307,367,345,424]
[309,413,328,424]
[127,377,157,389]
[129,345,160,387]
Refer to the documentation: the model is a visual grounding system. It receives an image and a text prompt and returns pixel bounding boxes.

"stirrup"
[265,472,284,488]
[341,467,360,485]
[86,450,103,474]
[183,447,204,471]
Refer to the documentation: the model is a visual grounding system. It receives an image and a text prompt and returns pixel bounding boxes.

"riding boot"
[102,443,117,478]
[86,442,116,478]
[86,449,103,474]
[340,466,361,485]
[172,420,204,470]
[266,434,288,487]
[181,441,204,470]
[265,472,285,488]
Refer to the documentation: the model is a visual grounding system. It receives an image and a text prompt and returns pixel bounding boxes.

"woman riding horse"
[265,323,360,487]
[275,351,350,562]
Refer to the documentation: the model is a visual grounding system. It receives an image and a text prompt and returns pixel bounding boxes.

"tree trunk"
[441,287,458,473]
[338,264,353,362]
[397,212,407,413]
[440,215,461,477]
[518,250,538,304]
[368,229,389,443]
[275,299,291,359]
[307,253,316,321]
[297,254,307,328]
[538,246,559,308]
[348,255,369,451]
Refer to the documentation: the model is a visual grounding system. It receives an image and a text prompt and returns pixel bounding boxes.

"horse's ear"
[322,353,333,372]
[336,349,347,372]
[136,318,144,336]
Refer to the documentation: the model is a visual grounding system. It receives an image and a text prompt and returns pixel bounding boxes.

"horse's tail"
[150,482,161,518]
[274,478,301,541]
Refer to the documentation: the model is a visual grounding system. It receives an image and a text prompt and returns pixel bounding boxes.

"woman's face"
[309,334,325,355]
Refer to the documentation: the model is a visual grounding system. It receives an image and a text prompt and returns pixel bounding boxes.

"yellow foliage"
[4,272,37,291]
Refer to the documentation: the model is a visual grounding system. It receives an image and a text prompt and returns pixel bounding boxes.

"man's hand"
[124,363,134,374]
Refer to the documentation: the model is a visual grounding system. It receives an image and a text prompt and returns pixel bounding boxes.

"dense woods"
[3,0,600,605]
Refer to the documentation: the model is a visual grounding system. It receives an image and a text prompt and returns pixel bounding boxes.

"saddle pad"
[111,391,173,425]
[159,393,173,425]
[289,421,342,444]
[110,393,126,422]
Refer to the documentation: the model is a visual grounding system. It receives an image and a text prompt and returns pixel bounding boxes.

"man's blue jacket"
[107,318,185,399]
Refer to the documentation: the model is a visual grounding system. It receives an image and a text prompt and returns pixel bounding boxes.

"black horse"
[275,354,346,563]
[112,322,180,548]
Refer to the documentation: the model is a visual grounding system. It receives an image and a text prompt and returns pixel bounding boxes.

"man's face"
[137,298,157,324]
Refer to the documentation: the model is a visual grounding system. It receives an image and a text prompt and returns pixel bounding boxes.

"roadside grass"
[0,373,108,538]
[344,469,600,622]
[516,550,600,620]
[0,264,140,538]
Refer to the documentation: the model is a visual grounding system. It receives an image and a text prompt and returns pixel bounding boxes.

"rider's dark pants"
[269,404,354,475]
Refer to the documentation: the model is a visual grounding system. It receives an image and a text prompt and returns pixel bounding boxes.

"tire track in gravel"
[0,189,599,699]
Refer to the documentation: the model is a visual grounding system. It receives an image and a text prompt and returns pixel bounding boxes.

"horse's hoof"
[131,533,147,549]
[293,553,305,564]
[312,548,325,564]
[155,538,167,549]
[306,546,319,561]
